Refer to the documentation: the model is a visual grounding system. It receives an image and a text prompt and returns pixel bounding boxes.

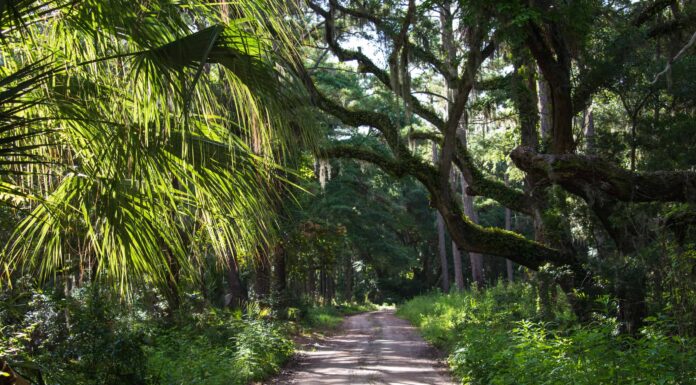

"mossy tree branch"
[322,144,569,270]
[511,146,696,204]
[325,0,453,82]
[410,131,533,215]
[307,1,445,130]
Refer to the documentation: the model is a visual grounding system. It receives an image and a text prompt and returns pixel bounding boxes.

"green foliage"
[397,282,557,351]
[0,285,294,385]
[399,284,696,385]
[0,0,310,293]
[1,286,147,384]
[147,316,292,385]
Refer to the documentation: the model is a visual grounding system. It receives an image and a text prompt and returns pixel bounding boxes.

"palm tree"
[0,0,311,295]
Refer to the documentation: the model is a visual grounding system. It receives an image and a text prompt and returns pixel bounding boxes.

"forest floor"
[267,309,453,385]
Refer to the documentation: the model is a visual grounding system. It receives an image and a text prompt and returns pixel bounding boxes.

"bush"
[0,286,147,385]
[396,282,554,350]
[146,311,293,385]
[1,286,295,385]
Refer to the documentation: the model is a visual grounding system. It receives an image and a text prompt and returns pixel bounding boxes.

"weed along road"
[270,310,453,385]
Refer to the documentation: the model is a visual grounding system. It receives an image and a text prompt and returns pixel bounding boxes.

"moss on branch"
[511,146,696,203]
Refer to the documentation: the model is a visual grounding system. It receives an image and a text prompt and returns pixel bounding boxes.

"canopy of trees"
[0,0,695,383]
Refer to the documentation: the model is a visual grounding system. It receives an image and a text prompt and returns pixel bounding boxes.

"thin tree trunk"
[433,142,450,293]
[272,243,288,314]
[452,240,464,290]
[255,251,271,302]
[537,73,552,146]
[630,115,638,172]
[319,268,326,304]
[226,253,247,309]
[437,0,456,293]
[343,253,353,302]
[451,170,465,291]
[307,269,316,302]
[583,104,595,154]
[458,112,484,287]
[504,173,514,283]
[164,250,181,317]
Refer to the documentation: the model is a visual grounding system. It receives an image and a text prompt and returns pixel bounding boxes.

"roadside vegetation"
[0,283,379,384]
[399,283,696,385]
[0,285,294,385]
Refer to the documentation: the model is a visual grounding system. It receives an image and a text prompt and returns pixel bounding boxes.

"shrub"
[1,286,295,385]
[146,311,293,385]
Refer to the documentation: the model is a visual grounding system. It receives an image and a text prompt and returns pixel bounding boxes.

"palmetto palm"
[0,0,310,292]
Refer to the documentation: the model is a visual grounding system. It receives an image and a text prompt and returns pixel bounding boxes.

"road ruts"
[268,310,454,385]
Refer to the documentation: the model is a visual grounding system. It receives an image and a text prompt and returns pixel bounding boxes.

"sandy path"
[268,310,454,385]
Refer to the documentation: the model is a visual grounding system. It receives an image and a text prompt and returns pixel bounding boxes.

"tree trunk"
[319,267,326,304]
[504,173,514,283]
[458,114,484,287]
[254,252,271,302]
[226,253,247,309]
[433,142,450,293]
[307,269,316,302]
[583,104,595,154]
[452,240,464,291]
[549,78,575,154]
[272,243,288,315]
[537,73,552,147]
[461,177,484,287]
[630,115,638,171]
[164,250,181,318]
[617,287,647,336]
[451,170,465,291]
[343,253,353,302]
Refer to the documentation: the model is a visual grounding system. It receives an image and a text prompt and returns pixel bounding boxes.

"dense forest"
[0,0,695,384]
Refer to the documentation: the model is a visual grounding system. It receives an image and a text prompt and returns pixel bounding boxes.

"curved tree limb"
[410,130,533,215]
[322,144,568,270]
[308,1,445,130]
[327,0,453,81]
[511,146,696,203]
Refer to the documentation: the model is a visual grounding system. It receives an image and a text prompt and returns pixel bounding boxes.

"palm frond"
[0,0,316,293]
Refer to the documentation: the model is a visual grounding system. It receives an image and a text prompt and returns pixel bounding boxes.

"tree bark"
[452,240,464,291]
[537,74,552,146]
[433,142,450,292]
[458,112,485,287]
[583,104,595,154]
[307,269,316,302]
[254,251,271,302]
[226,253,247,309]
[524,22,575,154]
[451,170,465,291]
[511,146,696,204]
[272,243,288,314]
[343,253,353,302]
[504,173,514,283]
[164,250,181,318]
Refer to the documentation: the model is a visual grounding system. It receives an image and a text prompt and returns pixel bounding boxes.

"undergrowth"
[0,287,294,385]
[397,281,696,385]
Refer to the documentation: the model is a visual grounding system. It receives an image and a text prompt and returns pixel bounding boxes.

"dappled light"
[1,0,695,384]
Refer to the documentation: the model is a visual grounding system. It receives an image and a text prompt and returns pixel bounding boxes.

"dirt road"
[269,310,454,385]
